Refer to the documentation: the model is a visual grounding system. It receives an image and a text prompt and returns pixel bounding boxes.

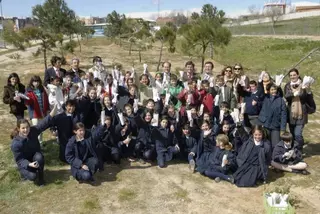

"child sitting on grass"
[271,132,308,175]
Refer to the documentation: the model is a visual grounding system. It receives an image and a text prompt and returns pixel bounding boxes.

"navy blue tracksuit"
[65,125,106,181]
[203,148,236,181]
[136,123,156,161]
[153,127,179,167]
[52,111,83,162]
[179,135,197,163]
[11,115,52,182]
[80,97,102,129]
[97,126,120,164]
[272,141,303,165]
[258,95,287,148]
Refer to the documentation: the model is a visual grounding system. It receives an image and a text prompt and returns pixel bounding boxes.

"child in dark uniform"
[179,124,197,173]
[10,105,57,186]
[203,134,236,183]
[154,116,180,168]
[65,121,107,183]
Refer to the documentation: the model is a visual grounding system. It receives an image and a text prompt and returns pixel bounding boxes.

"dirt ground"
[0,38,319,214]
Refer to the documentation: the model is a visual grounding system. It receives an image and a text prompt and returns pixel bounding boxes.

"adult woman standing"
[284,68,311,151]
[258,84,287,149]
[233,63,249,101]
[221,66,234,89]
[3,73,27,121]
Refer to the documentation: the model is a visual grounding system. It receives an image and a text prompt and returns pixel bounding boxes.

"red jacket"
[25,88,49,119]
[199,89,214,115]
[177,88,200,106]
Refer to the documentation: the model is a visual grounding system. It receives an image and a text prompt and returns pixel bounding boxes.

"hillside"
[228,16,320,35]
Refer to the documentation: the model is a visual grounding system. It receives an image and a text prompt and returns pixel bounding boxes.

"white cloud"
[125,7,251,20]
[125,8,202,20]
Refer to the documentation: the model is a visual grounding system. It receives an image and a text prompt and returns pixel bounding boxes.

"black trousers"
[75,157,99,181]
[19,152,44,182]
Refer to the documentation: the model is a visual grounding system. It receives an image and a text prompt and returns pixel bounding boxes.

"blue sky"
[2,0,320,18]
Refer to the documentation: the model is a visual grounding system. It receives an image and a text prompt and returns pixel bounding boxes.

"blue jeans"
[289,124,304,151]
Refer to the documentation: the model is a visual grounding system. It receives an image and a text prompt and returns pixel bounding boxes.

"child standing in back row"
[25,75,49,144]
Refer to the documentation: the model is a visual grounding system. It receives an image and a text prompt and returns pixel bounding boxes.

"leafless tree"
[265,6,283,35]
[248,5,260,16]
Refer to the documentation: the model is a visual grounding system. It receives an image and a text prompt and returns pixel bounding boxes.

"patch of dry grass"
[118,188,137,202]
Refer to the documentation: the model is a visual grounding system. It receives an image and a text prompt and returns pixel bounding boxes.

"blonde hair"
[216,134,233,150]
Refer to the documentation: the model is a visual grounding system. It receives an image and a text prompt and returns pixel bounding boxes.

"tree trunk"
[43,48,47,70]
[201,45,206,73]
[77,34,82,52]
[210,42,214,59]
[129,42,132,55]
[272,20,276,35]
[157,41,164,72]
[139,50,141,63]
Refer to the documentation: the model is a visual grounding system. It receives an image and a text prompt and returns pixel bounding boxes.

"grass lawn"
[0,37,319,213]
[228,16,320,36]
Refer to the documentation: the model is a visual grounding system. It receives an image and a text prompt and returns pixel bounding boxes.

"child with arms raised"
[65,119,108,183]
[10,104,58,186]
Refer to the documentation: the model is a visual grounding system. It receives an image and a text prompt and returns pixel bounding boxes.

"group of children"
[3,56,314,187]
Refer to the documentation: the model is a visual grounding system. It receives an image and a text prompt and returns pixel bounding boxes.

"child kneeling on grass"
[271,131,308,175]
[154,116,180,168]
[65,121,107,183]
[10,104,58,186]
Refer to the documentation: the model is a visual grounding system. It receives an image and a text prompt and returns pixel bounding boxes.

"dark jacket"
[154,127,178,152]
[272,140,303,164]
[236,137,271,181]
[258,81,283,98]
[284,82,309,125]
[52,111,84,146]
[104,106,119,127]
[11,115,52,170]
[137,122,155,149]
[98,126,117,149]
[258,95,287,131]
[179,135,197,154]
[196,131,217,173]
[65,125,106,177]
[80,97,102,129]
[65,69,86,83]
[117,95,134,112]
[44,67,67,85]
[243,90,264,116]
[209,148,237,173]
[3,83,27,115]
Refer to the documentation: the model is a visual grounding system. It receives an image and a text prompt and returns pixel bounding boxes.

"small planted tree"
[179,4,231,71]
[21,27,62,70]
[155,24,176,71]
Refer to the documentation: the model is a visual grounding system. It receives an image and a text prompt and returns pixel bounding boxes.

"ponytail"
[10,127,19,139]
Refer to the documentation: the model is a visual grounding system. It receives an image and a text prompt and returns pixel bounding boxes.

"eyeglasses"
[234,67,242,70]
[225,70,232,72]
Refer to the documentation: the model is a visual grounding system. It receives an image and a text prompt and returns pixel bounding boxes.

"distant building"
[295,5,320,12]
[78,16,107,25]
[156,17,174,25]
